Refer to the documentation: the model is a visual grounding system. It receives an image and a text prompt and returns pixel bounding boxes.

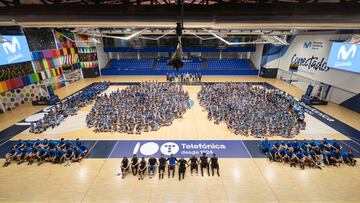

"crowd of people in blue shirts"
[29,82,110,134]
[86,82,190,133]
[199,83,306,137]
[259,138,357,169]
[3,138,89,167]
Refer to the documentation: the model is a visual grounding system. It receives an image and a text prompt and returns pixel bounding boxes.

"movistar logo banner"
[303,41,323,50]
[0,35,32,66]
[3,37,21,54]
[327,42,360,73]
[337,44,356,60]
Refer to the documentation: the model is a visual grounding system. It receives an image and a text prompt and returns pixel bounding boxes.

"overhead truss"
[0,0,359,7]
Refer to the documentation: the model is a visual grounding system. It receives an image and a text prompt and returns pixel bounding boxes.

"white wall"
[250,44,264,69]
[95,37,109,69]
[263,34,360,103]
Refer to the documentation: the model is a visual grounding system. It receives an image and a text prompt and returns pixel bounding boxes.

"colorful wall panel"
[54,31,76,48]
[0,62,34,82]
[0,83,42,112]
[45,75,66,90]
[32,54,79,72]
[78,47,97,53]
[0,67,63,93]
[77,61,98,68]
[32,48,78,60]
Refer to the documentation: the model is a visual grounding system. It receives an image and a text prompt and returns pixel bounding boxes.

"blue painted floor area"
[87,140,118,158]
[0,126,29,146]
[242,140,267,158]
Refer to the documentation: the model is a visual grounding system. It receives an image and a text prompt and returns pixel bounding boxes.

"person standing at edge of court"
[209,153,220,176]
[131,154,139,176]
[200,153,210,177]
[167,154,177,178]
[158,154,167,179]
[188,155,199,176]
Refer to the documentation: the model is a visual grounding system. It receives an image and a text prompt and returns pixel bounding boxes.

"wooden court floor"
[0,76,360,203]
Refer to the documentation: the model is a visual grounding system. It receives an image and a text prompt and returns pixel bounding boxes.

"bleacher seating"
[157,61,172,70]
[206,59,252,69]
[102,58,259,75]
[109,59,154,69]
[157,58,202,70]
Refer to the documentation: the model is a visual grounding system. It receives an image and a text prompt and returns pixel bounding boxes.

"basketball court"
[1,76,360,203]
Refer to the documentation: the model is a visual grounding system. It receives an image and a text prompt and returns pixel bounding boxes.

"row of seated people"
[3,138,89,167]
[259,138,357,170]
[29,82,110,134]
[165,73,202,83]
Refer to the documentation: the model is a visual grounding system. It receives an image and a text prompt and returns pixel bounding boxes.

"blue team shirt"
[49,141,58,149]
[74,149,84,157]
[79,145,88,151]
[261,140,270,149]
[66,149,73,155]
[332,142,341,150]
[168,157,177,165]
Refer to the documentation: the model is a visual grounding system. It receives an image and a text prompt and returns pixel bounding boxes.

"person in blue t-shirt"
[268,147,277,162]
[65,140,73,150]
[259,138,270,154]
[290,151,299,167]
[72,147,84,162]
[16,146,28,165]
[63,147,74,166]
[39,139,49,149]
[79,144,88,155]
[53,148,64,163]
[342,150,357,166]
[309,139,317,150]
[332,149,343,166]
[331,139,342,151]
[48,140,58,149]
[22,146,35,164]
[36,147,49,165]
[75,138,82,148]
[57,138,66,149]
[4,146,20,167]
[14,139,25,150]
[167,154,178,178]
[33,139,42,148]
[296,151,305,169]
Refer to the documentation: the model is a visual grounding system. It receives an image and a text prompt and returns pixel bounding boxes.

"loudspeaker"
[289,64,299,72]
[259,67,278,78]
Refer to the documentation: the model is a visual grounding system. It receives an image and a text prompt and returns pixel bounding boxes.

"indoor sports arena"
[0,1,359,202]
